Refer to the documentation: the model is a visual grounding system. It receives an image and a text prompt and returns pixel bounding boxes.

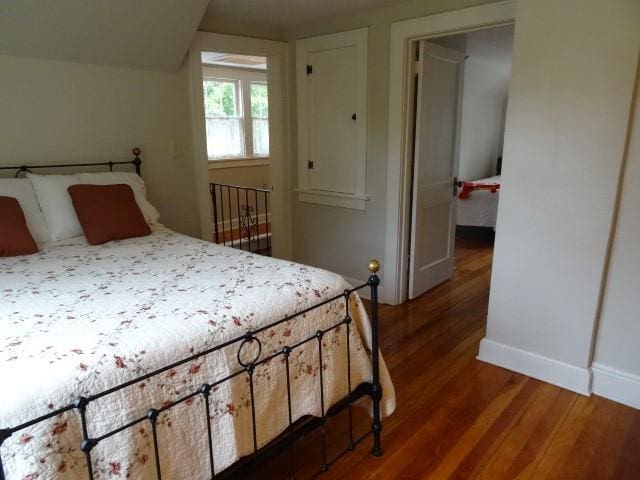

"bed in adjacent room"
[456,175,501,228]
[0,151,395,480]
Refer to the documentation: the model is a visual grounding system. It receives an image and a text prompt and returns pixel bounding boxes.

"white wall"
[480,0,640,395]
[592,73,640,408]
[209,164,270,189]
[0,54,201,237]
[458,27,512,180]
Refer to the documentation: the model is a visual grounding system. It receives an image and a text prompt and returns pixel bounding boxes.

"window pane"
[203,78,244,158]
[203,80,238,117]
[252,118,269,156]
[250,83,269,156]
[250,83,269,118]
[206,118,244,158]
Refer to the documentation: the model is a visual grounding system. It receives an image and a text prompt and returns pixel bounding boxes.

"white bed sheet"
[0,227,395,479]
[456,175,501,228]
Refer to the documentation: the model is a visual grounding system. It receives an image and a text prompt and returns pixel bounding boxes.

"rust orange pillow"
[67,184,151,245]
[0,196,39,257]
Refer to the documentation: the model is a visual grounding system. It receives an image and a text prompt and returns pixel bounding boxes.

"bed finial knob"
[368,259,380,274]
[132,147,141,157]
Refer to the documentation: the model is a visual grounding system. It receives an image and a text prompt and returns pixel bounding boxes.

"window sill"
[295,188,369,210]
[208,158,270,169]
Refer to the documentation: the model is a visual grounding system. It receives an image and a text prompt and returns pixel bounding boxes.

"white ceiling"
[204,0,410,32]
[0,0,210,71]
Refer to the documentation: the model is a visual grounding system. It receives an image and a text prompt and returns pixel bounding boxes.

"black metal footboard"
[0,261,383,480]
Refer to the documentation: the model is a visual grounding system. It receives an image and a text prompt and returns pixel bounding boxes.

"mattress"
[456,175,501,228]
[0,227,395,479]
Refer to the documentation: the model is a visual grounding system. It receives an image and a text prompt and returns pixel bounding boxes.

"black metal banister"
[210,182,272,256]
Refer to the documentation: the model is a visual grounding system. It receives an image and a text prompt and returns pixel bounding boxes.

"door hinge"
[453,176,460,196]
[306,64,313,75]
[308,161,314,170]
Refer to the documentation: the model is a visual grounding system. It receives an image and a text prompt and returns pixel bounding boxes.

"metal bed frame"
[0,149,384,479]
[0,147,142,178]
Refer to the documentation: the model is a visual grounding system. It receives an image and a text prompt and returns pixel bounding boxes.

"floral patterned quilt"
[0,227,395,479]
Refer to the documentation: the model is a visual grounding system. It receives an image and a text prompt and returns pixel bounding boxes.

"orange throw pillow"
[67,184,151,245]
[0,196,39,257]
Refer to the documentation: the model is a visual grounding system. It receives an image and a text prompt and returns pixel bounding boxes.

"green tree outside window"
[204,80,238,117]
[250,83,269,118]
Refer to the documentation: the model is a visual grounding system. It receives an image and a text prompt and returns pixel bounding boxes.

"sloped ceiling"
[201,0,411,39]
[0,0,210,72]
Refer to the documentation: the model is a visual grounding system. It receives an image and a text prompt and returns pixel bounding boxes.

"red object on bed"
[458,180,500,199]
[68,184,151,245]
[0,196,39,256]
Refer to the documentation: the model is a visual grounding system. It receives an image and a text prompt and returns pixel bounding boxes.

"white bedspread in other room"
[0,227,395,479]
[456,175,501,228]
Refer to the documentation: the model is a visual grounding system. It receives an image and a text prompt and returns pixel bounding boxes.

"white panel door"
[308,46,357,194]
[409,41,465,299]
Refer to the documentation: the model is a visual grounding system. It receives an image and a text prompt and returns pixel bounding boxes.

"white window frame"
[202,65,269,162]
[295,28,368,210]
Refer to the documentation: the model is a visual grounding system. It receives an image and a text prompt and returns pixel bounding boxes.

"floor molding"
[592,362,640,410]
[477,338,592,395]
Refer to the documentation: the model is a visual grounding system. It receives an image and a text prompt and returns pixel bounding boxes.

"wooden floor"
[256,228,640,480]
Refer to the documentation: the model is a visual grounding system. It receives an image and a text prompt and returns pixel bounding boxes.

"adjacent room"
[406,24,513,301]
[1,1,639,479]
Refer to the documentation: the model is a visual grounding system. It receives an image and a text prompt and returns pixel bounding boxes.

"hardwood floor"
[256,228,640,479]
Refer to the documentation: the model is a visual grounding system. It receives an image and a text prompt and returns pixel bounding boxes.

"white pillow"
[0,178,51,242]
[27,172,160,241]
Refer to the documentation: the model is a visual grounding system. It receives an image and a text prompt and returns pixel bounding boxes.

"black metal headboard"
[0,147,142,178]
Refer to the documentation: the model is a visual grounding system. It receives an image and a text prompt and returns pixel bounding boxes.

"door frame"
[188,32,292,259]
[383,1,515,305]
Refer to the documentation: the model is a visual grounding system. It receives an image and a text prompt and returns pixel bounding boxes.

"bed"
[456,175,501,228]
[0,152,394,480]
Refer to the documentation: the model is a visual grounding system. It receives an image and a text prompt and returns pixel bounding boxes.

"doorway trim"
[188,32,292,259]
[383,1,515,305]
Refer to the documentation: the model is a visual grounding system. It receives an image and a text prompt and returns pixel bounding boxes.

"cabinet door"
[308,46,357,194]
[296,29,368,210]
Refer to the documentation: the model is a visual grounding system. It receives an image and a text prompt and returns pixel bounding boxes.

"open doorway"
[202,52,272,256]
[407,24,514,300]
[187,32,291,260]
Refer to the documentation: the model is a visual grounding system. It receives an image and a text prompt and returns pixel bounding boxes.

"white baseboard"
[477,338,592,395]
[592,362,640,410]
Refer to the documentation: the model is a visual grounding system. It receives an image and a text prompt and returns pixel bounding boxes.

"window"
[202,67,269,160]
[204,79,243,158]
[250,83,269,157]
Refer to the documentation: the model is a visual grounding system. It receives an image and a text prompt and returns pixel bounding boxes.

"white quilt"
[0,228,395,479]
